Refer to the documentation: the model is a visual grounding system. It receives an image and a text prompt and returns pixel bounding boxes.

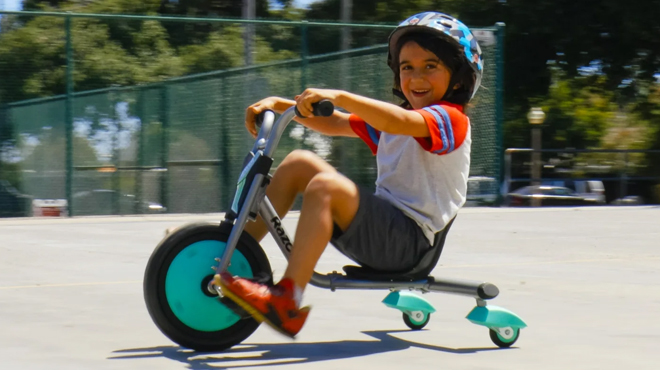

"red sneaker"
[214,272,310,338]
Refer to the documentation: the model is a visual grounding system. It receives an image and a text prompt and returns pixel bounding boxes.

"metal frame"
[213,106,499,301]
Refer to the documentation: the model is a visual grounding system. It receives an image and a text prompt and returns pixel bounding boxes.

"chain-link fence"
[0,11,504,216]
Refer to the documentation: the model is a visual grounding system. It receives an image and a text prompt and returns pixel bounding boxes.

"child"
[215,11,483,338]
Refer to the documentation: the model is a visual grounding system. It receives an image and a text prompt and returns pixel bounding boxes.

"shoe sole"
[218,280,300,339]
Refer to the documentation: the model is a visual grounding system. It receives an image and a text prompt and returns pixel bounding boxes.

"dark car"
[72,189,166,216]
[506,185,601,207]
[0,180,32,217]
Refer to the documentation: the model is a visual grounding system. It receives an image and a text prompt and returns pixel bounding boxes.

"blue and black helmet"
[388,12,483,99]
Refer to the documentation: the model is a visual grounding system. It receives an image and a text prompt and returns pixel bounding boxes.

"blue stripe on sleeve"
[431,105,455,153]
[365,124,380,146]
[422,107,448,153]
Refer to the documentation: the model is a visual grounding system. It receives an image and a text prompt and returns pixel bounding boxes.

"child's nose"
[411,70,426,81]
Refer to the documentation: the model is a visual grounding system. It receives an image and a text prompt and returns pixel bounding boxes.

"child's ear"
[453,83,461,90]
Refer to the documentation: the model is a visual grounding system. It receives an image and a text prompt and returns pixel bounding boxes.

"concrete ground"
[0,206,659,370]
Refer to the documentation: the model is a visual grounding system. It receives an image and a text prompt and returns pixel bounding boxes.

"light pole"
[527,107,546,207]
[242,0,255,66]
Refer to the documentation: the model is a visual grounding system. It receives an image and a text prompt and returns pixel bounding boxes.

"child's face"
[398,41,452,109]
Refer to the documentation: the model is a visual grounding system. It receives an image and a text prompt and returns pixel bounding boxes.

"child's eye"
[426,64,437,69]
[400,65,411,71]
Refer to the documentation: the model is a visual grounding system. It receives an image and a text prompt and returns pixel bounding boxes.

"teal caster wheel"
[382,291,435,331]
[466,302,527,348]
[489,327,520,348]
[402,311,431,330]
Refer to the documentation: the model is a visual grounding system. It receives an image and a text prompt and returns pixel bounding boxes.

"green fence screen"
[0,11,504,216]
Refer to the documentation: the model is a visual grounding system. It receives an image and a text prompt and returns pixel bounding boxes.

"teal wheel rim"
[165,240,253,332]
[408,311,428,325]
[495,327,519,343]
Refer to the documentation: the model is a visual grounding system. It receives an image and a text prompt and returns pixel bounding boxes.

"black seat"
[342,218,455,282]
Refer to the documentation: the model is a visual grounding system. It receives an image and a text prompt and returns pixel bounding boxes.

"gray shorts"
[330,187,432,272]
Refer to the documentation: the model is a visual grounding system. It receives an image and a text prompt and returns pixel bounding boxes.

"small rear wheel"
[489,327,520,348]
[402,311,430,330]
[143,222,271,352]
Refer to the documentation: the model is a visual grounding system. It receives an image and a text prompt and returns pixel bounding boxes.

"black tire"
[489,328,520,348]
[402,311,430,330]
[143,221,272,352]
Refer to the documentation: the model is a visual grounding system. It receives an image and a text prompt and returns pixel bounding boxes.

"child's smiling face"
[398,41,452,110]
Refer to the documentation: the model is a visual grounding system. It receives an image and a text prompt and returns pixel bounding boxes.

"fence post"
[136,88,146,214]
[503,149,512,205]
[219,78,231,210]
[65,13,74,216]
[301,20,309,91]
[110,86,120,215]
[620,151,628,201]
[495,22,506,205]
[160,84,170,212]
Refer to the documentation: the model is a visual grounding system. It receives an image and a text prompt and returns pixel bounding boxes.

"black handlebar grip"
[294,100,335,118]
[255,110,273,128]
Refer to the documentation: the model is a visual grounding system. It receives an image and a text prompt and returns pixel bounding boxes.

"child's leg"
[243,149,338,242]
[282,171,359,289]
[216,152,360,337]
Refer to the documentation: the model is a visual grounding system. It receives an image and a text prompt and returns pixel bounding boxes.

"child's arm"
[245,96,356,138]
[295,88,431,137]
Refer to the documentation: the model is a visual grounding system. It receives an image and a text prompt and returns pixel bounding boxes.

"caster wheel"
[489,327,520,348]
[403,311,430,330]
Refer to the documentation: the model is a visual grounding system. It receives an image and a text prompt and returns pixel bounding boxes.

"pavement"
[1,205,659,370]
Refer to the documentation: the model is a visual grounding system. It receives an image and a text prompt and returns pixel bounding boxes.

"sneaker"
[215,272,310,338]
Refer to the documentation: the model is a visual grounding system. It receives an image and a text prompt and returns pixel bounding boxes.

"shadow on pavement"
[109,329,508,369]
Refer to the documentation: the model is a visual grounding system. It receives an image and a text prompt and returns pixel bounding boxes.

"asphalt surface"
[1,206,659,370]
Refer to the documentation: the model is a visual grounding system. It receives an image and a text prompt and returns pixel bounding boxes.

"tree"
[0,0,297,102]
[304,0,660,151]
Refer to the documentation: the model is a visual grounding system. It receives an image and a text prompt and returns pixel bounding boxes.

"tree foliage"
[304,0,660,152]
[2,0,660,153]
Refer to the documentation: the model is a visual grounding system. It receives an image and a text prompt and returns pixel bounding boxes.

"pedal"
[218,296,252,319]
[215,273,273,320]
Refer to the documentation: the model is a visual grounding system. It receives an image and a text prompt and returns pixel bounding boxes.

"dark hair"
[390,31,475,108]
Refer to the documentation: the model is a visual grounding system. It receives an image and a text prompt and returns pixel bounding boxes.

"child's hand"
[245,97,280,138]
[295,88,342,117]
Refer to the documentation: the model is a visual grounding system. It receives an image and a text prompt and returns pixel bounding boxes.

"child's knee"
[305,173,345,200]
[280,149,321,169]
[275,150,335,192]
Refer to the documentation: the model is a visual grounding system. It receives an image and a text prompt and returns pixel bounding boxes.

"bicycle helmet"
[388,12,483,101]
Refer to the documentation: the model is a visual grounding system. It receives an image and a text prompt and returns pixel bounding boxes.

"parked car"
[465,176,498,206]
[610,195,644,205]
[546,180,606,205]
[72,189,166,216]
[506,185,602,207]
[0,180,32,217]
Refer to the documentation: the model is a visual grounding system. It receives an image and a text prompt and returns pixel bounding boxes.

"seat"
[342,218,455,282]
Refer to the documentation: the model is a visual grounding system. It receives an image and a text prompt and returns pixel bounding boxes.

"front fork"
[207,187,287,298]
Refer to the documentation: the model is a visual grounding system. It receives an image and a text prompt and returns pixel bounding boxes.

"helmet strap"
[392,88,410,106]
[441,63,469,102]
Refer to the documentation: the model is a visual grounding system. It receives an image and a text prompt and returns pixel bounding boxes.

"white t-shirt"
[349,101,471,244]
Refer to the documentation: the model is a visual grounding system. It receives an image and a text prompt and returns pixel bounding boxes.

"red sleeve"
[349,113,380,155]
[413,104,469,155]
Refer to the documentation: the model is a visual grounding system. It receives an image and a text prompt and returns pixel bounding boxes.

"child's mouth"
[411,89,430,98]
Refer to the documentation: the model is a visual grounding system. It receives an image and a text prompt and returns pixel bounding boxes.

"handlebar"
[252,100,335,158]
[294,100,335,118]
[255,99,334,129]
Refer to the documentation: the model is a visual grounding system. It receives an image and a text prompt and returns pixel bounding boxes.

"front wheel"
[143,222,272,352]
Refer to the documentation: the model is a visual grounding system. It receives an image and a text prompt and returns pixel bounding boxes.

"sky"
[292,0,320,8]
[1,0,22,11]
[0,0,321,11]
